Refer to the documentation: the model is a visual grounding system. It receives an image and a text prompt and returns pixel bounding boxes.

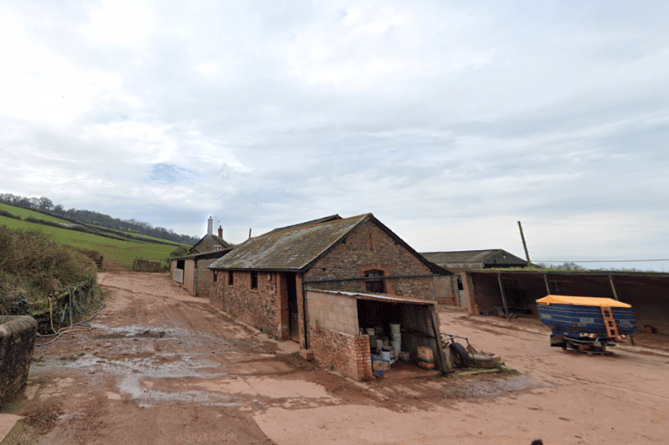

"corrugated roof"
[209,214,370,271]
[307,289,436,305]
[421,249,527,266]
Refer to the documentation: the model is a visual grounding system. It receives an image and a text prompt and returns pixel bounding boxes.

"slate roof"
[189,233,232,254]
[209,214,369,272]
[209,213,449,274]
[421,249,527,268]
[267,214,342,234]
[171,248,233,261]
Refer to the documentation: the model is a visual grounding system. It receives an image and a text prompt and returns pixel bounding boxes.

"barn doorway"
[286,272,299,342]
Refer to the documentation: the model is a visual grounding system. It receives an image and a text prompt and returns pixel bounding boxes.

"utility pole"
[518,221,531,266]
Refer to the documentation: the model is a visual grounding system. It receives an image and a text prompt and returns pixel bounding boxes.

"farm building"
[208,213,451,380]
[462,269,669,335]
[170,217,232,297]
[421,249,528,308]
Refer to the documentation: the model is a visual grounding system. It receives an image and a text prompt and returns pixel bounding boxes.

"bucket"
[390,323,401,335]
[391,340,401,356]
[380,348,391,361]
[416,346,434,363]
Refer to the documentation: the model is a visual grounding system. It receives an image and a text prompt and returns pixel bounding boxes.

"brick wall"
[305,219,436,300]
[307,320,372,381]
[0,316,37,408]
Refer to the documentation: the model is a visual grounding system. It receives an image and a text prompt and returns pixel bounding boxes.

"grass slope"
[0,204,184,269]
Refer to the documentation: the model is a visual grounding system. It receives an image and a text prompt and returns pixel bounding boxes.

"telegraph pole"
[518,221,531,266]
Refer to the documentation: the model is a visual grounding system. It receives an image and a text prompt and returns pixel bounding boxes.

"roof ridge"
[258,213,369,238]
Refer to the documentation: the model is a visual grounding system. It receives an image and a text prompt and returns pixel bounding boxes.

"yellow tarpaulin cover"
[536,295,632,308]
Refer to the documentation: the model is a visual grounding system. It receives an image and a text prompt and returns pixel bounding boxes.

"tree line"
[0,193,199,246]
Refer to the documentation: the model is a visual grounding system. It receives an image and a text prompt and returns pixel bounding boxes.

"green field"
[0,204,185,269]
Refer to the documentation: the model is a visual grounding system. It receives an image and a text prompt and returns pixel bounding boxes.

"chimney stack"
[207,216,213,235]
[218,226,223,238]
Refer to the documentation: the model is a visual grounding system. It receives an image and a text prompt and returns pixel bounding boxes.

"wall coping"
[0,316,37,337]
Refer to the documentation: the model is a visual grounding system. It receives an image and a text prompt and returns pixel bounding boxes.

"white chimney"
[207,216,213,235]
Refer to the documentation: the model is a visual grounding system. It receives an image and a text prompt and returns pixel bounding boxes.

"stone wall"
[212,271,281,335]
[132,259,164,272]
[305,219,437,300]
[0,316,37,408]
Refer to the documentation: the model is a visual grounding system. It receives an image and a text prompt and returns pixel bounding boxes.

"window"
[250,271,258,289]
[228,271,234,286]
[214,245,221,251]
[364,269,385,293]
[213,271,218,283]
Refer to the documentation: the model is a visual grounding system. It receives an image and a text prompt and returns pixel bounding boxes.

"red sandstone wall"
[305,219,436,300]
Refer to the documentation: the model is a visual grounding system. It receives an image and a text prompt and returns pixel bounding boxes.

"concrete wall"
[195,258,217,298]
[0,316,37,408]
[183,259,196,295]
[307,290,359,335]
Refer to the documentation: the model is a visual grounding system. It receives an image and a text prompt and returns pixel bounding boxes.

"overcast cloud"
[1,1,668,270]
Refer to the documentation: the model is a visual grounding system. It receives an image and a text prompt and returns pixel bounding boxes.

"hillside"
[0,203,185,270]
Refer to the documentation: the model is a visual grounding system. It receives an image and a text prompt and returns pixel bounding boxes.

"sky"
[1,1,668,271]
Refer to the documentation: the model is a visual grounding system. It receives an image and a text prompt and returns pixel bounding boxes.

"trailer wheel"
[449,342,471,369]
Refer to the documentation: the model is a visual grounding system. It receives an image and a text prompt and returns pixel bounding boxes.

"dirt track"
[2,272,668,444]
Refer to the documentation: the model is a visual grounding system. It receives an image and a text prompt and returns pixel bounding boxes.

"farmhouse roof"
[188,233,232,254]
[421,249,527,268]
[209,213,447,274]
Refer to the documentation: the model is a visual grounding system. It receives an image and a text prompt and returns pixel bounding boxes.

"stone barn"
[208,213,451,378]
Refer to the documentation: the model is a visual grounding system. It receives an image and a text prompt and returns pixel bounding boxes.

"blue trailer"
[536,295,636,354]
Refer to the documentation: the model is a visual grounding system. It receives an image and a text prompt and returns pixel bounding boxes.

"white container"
[380,348,391,361]
[391,332,401,342]
[390,323,401,335]
[391,340,401,356]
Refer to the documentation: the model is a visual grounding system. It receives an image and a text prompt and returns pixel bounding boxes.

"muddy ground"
[2,271,668,444]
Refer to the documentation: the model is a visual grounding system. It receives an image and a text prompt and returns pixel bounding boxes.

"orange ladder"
[600,306,620,339]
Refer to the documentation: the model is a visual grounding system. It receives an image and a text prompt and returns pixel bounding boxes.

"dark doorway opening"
[286,272,299,342]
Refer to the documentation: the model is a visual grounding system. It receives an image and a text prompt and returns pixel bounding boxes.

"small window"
[364,269,385,293]
[213,271,218,282]
[214,245,221,251]
[250,271,258,289]
[228,271,234,286]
